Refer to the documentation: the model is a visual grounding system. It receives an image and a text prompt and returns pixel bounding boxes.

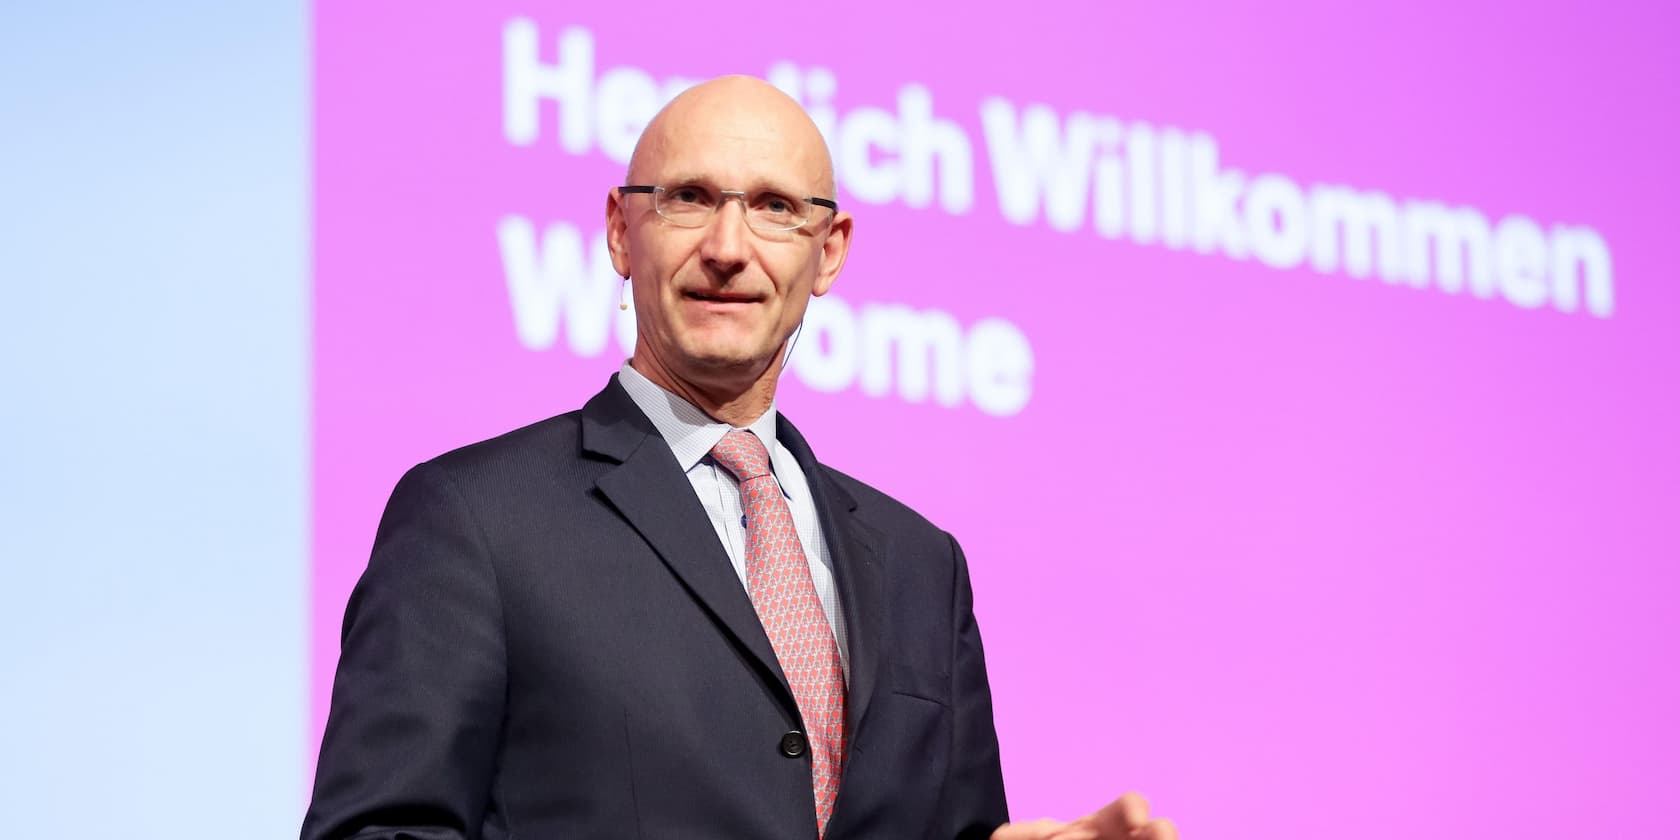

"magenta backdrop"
[313,2,1680,836]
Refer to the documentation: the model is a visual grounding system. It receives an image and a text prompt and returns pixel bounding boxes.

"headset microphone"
[779,320,805,374]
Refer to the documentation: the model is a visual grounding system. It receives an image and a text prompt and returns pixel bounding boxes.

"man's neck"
[628,351,780,428]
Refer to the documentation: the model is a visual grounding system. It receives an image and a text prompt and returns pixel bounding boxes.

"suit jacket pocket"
[840,662,952,838]
[887,662,951,707]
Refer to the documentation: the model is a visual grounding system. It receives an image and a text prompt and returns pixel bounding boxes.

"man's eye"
[759,195,794,214]
[669,186,709,204]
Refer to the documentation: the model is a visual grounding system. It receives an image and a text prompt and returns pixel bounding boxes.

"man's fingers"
[1088,791,1153,833]
[1136,817,1179,840]
[1117,791,1152,828]
[1045,826,1100,840]
[991,818,1073,840]
[1043,829,1098,840]
[1006,793,1174,840]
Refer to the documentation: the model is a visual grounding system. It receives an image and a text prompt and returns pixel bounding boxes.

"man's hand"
[990,792,1178,840]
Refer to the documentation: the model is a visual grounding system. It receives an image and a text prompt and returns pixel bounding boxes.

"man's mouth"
[684,290,761,304]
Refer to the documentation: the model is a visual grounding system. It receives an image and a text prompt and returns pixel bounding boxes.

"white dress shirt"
[616,363,850,681]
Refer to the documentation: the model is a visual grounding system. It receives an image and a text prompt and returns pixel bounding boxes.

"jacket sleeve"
[940,532,1011,840]
[301,461,508,840]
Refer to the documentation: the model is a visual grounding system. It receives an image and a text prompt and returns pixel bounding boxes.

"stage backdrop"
[313,3,1679,837]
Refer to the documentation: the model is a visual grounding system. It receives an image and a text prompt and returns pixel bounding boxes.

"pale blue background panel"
[1,2,307,837]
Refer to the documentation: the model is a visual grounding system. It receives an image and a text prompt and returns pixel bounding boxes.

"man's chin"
[680,342,780,378]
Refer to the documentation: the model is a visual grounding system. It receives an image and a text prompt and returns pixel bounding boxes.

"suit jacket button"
[779,730,808,758]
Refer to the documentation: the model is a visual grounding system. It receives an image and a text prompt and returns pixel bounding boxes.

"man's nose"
[700,197,752,270]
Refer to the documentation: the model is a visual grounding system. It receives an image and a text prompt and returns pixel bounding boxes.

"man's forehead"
[629,77,834,192]
[645,133,824,189]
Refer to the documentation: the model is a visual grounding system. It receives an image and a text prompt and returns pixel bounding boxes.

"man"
[304,75,1177,840]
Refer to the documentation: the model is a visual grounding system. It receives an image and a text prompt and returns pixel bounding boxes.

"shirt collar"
[617,361,783,476]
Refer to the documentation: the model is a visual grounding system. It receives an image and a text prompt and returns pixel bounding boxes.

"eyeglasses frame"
[618,184,840,232]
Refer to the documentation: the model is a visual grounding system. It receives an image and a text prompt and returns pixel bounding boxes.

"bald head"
[628,75,836,199]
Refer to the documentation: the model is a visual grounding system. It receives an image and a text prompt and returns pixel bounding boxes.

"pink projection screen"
[313,3,1679,837]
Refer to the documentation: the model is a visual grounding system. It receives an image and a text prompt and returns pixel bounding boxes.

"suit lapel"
[582,378,796,713]
[776,415,885,739]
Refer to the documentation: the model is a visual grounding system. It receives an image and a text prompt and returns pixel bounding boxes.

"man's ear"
[813,211,852,298]
[606,188,631,278]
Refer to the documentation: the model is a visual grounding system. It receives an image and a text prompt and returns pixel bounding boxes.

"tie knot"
[710,429,773,481]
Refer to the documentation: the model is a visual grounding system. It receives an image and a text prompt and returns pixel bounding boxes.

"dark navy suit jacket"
[302,376,1009,839]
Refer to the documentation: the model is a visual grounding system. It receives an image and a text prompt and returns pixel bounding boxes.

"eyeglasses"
[618,183,839,233]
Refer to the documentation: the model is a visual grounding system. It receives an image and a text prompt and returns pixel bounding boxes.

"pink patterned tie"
[710,429,847,836]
